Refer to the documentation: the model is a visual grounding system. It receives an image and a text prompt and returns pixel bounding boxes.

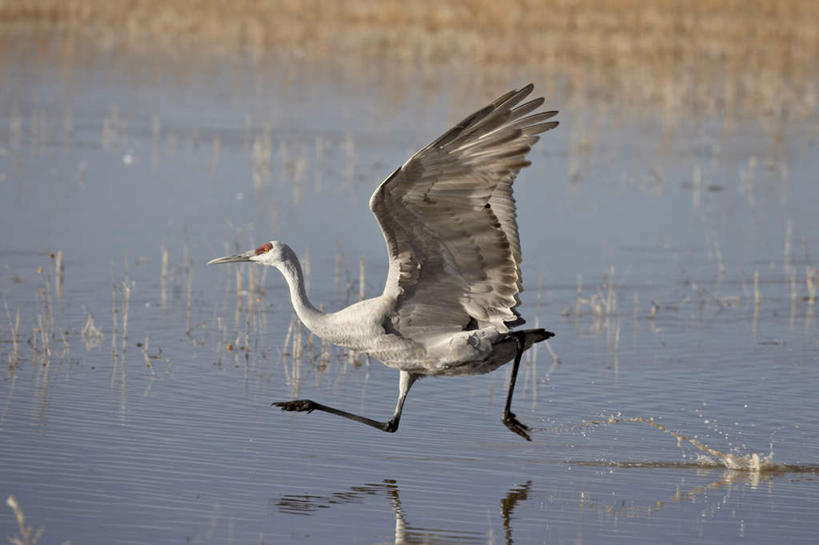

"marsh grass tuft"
[563,266,618,321]
[807,267,818,305]
[54,250,63,299]
[5,496,43,545]
[81,310,104,351]
[3,299,21,369]
[160,242,168,308]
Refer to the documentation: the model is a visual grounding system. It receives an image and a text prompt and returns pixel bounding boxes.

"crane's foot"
[503,412,532,441]
[273,399,317,413]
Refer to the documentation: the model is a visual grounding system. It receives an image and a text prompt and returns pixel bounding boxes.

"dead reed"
[5,495,42,545]
[3,299,20,369]
[80,310,104,351]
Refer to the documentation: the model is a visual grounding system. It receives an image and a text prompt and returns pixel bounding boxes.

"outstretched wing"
[369,84,558,343]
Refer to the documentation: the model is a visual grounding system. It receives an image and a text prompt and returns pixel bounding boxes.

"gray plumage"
[209,84,557,440]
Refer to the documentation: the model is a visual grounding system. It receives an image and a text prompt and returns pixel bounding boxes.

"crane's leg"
[274,371,418,433]
[502,331,531,441]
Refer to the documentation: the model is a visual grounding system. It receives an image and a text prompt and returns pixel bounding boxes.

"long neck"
[277,254,325,332]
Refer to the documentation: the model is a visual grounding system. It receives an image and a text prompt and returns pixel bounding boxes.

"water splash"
[581,416,788,472]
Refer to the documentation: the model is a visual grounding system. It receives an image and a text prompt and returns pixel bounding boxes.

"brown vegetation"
[1,0,817,118]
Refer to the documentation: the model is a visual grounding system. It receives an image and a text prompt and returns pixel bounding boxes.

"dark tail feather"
[524,328,554,344]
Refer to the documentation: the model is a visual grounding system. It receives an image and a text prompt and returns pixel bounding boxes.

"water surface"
[1,31,819,545]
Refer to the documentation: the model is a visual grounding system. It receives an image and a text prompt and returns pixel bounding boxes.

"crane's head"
[208,241,292,268]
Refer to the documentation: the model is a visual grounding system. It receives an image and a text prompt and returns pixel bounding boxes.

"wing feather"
[369,85,558,343]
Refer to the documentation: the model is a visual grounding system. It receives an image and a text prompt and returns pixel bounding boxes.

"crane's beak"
[207,249,255,265]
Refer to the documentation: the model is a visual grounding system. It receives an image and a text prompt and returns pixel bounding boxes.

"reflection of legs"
[383,481,408,544]
[502,331,531,441]
[274,371,418,433]
[501,481,532,545]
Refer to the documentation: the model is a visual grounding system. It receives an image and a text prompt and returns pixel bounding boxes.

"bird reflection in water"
[277,480,532,545]
[276,468,815,544]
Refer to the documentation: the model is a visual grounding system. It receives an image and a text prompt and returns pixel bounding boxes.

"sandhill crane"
[209,84,557,440]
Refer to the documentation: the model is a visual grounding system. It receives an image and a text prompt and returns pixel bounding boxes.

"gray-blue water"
[1,32,819,544]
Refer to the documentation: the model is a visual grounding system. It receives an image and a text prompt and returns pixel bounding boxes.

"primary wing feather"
[369,84,558,343]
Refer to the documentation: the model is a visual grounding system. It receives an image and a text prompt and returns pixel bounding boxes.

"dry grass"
[0,0,817,119]
[5,496,43,545]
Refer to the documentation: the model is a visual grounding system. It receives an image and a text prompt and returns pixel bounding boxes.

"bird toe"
[503,412,532,441]
[273,399,317,413]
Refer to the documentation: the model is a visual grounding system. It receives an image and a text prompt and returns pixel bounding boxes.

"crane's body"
[209,84,558,440]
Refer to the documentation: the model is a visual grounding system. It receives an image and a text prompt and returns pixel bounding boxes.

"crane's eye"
[255,242,273,255]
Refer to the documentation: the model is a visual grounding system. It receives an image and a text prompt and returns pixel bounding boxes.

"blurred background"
[3,0,816,117]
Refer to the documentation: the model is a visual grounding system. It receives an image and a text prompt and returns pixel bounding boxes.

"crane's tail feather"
[521,328,554,346]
